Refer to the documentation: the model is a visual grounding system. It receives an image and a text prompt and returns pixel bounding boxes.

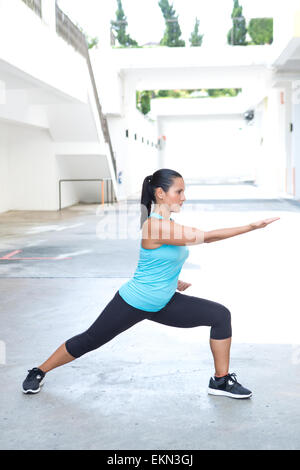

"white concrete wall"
[0,124,10,213]
[157,114,258,182]
[151,95,261,117]
[98,66,160,199]
[110,45,275,71]
[0,0,119,213]
[281,84,293,196]
[90,49,123,116]
[86,8,300,202]
[270,3,300,198]
[0,119,114,213]
[0,0,88,104]
[0,121,57,211]
[92,46,273,115]
[0,89,49,129]
[108,109,159,199]
[56,154,111,206]
[1,0,297,211]
[255,90,288,194]
[292,96,300,200]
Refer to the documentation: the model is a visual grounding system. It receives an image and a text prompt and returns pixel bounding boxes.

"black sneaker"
[207,372,252,399]
[22,367,46,394]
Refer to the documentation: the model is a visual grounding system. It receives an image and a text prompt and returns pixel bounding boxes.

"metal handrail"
[59,179,115,211]
[55,4,87,57]
[22,0,42,18]
[81,41,117,179]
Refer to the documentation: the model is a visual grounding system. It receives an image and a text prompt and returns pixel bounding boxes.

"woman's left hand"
[177,280,192,291]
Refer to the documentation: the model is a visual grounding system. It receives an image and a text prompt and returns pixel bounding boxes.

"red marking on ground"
[1,257,72,260]
[0,250,72,260]
[1,250,22,259]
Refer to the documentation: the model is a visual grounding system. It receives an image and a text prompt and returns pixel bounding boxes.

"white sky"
[57,0,279,46]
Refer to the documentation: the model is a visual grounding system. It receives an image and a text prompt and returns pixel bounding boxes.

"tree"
[157,90,169,97]
[207,88,242,97]
[136,91,151,115]
[111,0,138,47]
[74,23,99,50]
[86,36,99,50]
[158,0,185,47]
[140,91,151,115]
[189,17,204,47]
[227,0,247,46]
[248,18,273,45]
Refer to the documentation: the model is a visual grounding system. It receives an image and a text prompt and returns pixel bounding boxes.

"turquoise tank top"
[118,212,189,312]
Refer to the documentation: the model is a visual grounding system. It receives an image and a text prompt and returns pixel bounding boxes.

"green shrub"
[248,18,273,45]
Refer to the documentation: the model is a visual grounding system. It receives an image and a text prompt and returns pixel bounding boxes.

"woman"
[22,168,280,398]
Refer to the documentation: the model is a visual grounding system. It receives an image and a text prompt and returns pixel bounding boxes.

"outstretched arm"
[204,217,280,243]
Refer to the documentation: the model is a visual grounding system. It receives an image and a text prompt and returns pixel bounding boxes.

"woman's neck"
[152,204,171,220]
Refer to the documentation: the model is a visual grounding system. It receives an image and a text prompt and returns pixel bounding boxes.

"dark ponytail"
[140,168,182,229]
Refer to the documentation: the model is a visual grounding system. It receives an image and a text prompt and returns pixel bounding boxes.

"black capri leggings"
[65,290,232,359]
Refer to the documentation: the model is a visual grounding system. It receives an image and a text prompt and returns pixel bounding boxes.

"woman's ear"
[156,187,164,200]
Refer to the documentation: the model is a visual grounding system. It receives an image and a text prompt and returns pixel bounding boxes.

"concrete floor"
[0,184,300,450]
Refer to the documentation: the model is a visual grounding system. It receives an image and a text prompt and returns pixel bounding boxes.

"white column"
[41,0,56,31]
[292,83,300,200]
[123,75,138,118]
[256,90,282,196]
[0,80,5,105]
[281,85,294,197]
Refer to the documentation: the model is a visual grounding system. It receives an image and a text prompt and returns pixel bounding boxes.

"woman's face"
[156,177,186,212]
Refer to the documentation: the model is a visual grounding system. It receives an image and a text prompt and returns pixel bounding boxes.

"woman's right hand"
[249,217,280,230]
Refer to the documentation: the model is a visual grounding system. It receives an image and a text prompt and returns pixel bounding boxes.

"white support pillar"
[292,82,300,200]
[123,75,138,119]
[0,80,5,105]
[41,0,56,31]
[279,83,293,197]
[256,90,283,196]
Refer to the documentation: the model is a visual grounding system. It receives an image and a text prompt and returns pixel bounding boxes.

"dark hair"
[140,168,182,229]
